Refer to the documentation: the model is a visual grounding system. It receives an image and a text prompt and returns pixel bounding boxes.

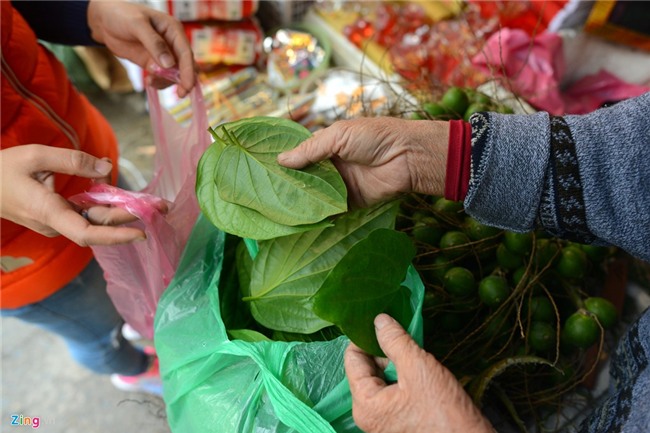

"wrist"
[408,120,449,197]
[86,0,105,44]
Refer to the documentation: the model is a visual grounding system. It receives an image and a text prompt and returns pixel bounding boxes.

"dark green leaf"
[228,329,271,342]
[312,228,416,356]
[236,239,253,299]
[385,285,413,330]
[219,235,254,330]
[272,327,343,343]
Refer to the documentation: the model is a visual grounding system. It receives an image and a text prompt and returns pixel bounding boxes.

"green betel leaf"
[235,239,253,299]
[312,228,416,357]
[219,235,255,331]
[197,116,348,239]
[272,327,343,343]
[385,285,414,330]
[214,119,347,224]
[197,138,333,240]
[244,203,399,333]
[227,329,271,343]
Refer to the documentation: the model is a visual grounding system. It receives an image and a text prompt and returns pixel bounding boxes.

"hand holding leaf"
[197,117,348,240]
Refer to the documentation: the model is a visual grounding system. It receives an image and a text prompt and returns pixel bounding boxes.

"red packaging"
[167,0,258,21]
[471,0,567,36]
[183,19,263,68]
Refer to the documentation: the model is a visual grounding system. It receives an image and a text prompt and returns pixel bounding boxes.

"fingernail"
[375,314,393,330]
[94,159,112,175]
[159,53,175,68]
[277,151,293,165]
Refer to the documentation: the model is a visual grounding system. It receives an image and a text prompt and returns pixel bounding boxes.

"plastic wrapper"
[472,28,650,114]
[471,0,567,36]
[169,0,258,21]
[305,69,396,125]
[70,68,211,339]
[154,215,426,433]
[563,69,650,113]
[184,19,263,69]
[266,27,330,91]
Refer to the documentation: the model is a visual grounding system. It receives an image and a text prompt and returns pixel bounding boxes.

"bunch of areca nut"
[398,193,619,429]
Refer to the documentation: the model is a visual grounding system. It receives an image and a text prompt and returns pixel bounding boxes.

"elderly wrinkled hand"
[278,117,450,208]
[344,314,495,433]
[87,0,196,97]
[0,145,146,246]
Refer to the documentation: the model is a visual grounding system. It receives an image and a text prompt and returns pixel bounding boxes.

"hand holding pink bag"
[71,68,210,339]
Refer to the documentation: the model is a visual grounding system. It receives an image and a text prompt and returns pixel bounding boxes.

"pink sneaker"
[110,348,163,397]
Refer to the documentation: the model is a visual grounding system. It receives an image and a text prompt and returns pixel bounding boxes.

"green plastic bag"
[154,214,425,433]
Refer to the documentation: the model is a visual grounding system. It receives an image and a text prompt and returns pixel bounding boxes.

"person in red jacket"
[0,0,195,395]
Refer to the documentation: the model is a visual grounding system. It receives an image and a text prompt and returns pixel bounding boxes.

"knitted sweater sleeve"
[11,0,97,46]
[464,92,650,262]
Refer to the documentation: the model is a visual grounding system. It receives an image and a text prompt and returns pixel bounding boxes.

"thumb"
[277,129,336,169]
[31,146,113,178]
[374,314,425,373]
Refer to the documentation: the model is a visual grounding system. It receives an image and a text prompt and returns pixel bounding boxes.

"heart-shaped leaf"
[244,203,399,333]
[312,228,416,356]
[197,117,348,239]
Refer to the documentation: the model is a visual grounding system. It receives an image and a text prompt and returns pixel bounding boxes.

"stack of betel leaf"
[197,117,348,240]
[196,117,420,357]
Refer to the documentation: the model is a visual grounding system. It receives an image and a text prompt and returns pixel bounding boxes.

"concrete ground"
[1,90,171,433]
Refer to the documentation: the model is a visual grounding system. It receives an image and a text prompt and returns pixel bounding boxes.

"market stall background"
[2,1,650,432]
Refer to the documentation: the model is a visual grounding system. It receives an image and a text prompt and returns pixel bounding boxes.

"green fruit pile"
[413,86,514,122]
[398,193,618,425]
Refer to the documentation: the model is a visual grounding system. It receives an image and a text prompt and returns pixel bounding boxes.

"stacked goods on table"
[166,67,316,127]
[157,1,334,130]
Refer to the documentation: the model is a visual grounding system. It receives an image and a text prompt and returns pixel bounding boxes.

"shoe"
[121,323,143,342]
[110,348,163,397]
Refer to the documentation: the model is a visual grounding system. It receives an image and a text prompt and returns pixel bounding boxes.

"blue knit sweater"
[466,92,650,432]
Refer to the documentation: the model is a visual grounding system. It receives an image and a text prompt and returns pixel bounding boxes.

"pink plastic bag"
[472,28,650,114]
[562,70,650,114]
[71,70,210,339]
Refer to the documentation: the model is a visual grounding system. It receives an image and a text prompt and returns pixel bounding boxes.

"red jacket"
[1,3,119,308]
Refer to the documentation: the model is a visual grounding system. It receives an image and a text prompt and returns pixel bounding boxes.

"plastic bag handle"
[217,340,337,433]
[70,184,168,222]
[145,67,209,199]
